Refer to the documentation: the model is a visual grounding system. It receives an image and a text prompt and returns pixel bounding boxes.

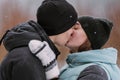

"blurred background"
[0,0,120,68]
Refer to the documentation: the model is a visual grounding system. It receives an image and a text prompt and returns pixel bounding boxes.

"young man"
[0,0,77,80]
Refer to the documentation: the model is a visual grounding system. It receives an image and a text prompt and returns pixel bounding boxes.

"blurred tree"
[0,0,32,61]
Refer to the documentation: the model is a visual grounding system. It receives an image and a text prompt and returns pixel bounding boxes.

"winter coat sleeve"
[10,48,47,80]
[77,65,108,80]
[11,59,46,80]
[0,47,47,80]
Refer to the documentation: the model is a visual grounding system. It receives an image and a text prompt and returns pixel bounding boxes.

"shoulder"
[0,47,46,80]
[1,47,43,69]
[77,65,108,80]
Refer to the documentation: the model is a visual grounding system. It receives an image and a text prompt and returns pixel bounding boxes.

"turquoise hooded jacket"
[59,47,120,80]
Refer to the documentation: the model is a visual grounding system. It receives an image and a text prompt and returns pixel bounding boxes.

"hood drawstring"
[0,30,10,46]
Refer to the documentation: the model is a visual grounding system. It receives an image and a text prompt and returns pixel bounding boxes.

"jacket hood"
[67,47,118,66]
[3,20,42,51]
[3,20,60,57]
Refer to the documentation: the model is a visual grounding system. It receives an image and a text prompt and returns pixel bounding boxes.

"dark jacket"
[0,20,60,80]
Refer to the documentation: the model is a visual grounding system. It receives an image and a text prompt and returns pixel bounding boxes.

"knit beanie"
[37,0,77,36]
[78,16,113,49]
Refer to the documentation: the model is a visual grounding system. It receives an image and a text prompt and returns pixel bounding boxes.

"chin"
[65,43,71,48]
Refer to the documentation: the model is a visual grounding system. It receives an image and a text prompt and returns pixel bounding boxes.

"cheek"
[58,31,73,46]
[67,37,82,48]
[56,35,69,46]
[66,31,87,48]
[64,31,72,43]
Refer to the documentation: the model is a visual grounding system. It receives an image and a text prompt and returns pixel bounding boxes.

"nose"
[70,28,75,36]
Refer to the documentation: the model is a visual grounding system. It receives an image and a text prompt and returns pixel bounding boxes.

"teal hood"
[60,47,120,80]
[67,47,118,67]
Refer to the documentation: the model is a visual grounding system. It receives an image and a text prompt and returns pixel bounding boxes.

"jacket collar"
[67,47,117,66]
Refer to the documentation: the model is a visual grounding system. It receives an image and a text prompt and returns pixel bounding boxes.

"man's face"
[53,27,74,46]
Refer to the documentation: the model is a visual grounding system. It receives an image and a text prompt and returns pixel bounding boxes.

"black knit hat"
[78,16,113,49]
[37,0,77,36]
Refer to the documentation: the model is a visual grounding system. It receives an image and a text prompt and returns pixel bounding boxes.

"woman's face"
[65,21,88,49]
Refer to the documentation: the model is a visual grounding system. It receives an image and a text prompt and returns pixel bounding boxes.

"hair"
[78,39,92,52]
[70,39,92,53]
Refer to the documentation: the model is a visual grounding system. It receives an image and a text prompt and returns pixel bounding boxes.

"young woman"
[29,16,120,80]
[59,16,120,80]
